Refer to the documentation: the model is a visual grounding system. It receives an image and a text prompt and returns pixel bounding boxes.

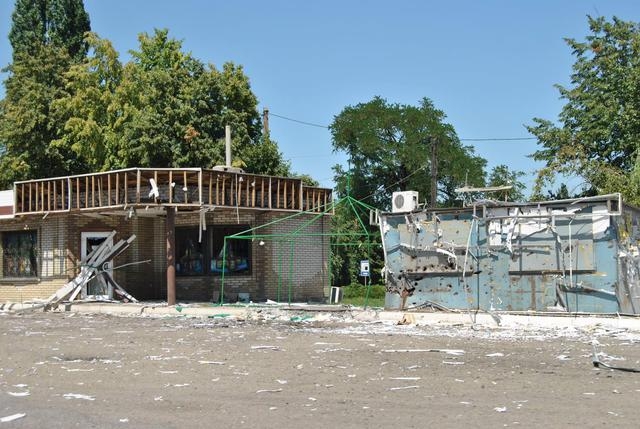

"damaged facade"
[379,192,640,314]
[0,167,332,304]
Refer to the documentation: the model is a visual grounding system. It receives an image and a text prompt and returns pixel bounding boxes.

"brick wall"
[0,208,331,304]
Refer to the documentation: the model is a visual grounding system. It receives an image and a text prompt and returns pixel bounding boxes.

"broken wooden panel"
[13,168,333,215]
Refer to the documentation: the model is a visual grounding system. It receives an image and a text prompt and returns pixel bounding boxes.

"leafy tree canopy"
[9,0,90,61]
[1,29,292,185]
[528,16,640,204]
[487,164,526,202]
[330,96,487,209]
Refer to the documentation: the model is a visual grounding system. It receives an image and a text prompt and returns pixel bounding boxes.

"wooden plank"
[198,170,203,204]
[21,184,25,213]
[91,175,95,207]
[97,177,103,207]
[277,179,280,209]
[237,177,242,207]
[47,181,51,211]
[183,171,188,203]
[62,179,67,210]
[208,172,213,205]
[115,173,120,205]
[107,173,111,205]
[268,178,272,209]
[154,170,159,203]
[251,179,255,207]
[222,175,226,205]
[169,171,173,203]
[85,176,89,208]
[124,172,128,203]
[215,174,219,205]
[283,180,287,209]
[136,169,141,203]
[76,177,80,209]
[53,181,57,210]
[299,182,303,211]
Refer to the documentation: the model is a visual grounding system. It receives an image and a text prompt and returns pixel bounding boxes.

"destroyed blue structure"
[379,192,640,314]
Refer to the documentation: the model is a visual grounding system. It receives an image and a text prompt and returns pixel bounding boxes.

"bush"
[341,283,386,299]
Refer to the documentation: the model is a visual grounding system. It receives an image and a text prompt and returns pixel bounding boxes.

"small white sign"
[360,260,370,277]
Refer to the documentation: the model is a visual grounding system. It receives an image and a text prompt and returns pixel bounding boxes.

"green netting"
[217,195,378,307]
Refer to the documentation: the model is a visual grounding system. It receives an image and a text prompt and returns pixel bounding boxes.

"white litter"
[388,386,419,391]
[0,413,26,423]
[256,389,283,394]
[7,392,30,397]
[63,393,95,401]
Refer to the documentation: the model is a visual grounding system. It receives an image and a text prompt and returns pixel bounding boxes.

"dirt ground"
[1,309,640,428]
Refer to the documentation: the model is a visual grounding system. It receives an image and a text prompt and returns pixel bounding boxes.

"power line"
[269,112,537,141]
[460,137,536,141]
[269,113,329,129]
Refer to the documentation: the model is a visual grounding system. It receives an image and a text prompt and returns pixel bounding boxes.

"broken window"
[176,227,205,276]
[210,225,250,275]
[2,230,38,278]
[175,225,250,276]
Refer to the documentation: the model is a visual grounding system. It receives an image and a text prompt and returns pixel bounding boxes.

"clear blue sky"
[1,0,639,196]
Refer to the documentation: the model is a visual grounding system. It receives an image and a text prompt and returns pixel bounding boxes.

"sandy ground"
[1,309,640,428]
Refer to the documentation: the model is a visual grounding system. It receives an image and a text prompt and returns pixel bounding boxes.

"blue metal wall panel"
[380,194,637,314]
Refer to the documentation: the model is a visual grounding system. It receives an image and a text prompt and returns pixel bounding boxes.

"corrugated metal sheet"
[379,193,640,314]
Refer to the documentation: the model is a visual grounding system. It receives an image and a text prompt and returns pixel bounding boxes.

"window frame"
[1,229,39,279]
[174,224,251,277]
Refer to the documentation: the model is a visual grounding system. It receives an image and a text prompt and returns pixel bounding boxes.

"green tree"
[0,44,77,187]
[0,0,91,187]
[9,0,91,62]
[330,96,486,209]
[528,16,640,204]
[53,29,292,176]
[487,164,526,201]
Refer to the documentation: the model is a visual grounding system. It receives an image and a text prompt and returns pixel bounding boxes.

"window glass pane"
[3,230,38,277]
[210,225,250,275]
[176,227,205,276]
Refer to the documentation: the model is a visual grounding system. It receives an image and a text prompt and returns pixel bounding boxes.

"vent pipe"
[225,125,231,167]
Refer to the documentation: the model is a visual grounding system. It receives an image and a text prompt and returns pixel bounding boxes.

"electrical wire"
[270,111,537,142]
[269,113,329,129]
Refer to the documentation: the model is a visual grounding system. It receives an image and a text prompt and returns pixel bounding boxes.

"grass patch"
[339,283,385,308]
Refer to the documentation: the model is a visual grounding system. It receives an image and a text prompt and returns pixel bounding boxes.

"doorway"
[81,231,113,300]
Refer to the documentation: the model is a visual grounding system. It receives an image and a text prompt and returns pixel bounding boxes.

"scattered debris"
[388,386,419,391]
[63,393,95,401]
[0,413,26,423]
[256,389,283,394]
[591,343,640,373]
[42,233,139,311]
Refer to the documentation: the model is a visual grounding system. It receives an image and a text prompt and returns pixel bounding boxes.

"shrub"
[341,283,385,299]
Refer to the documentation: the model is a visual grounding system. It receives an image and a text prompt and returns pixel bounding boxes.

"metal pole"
[431,136,438,208]
[288,240,294,305]
[220,237,227,305]
[263,108,269,135]
[166,207,176,306]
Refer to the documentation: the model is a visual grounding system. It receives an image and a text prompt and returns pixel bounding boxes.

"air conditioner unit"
[392,191,419,213]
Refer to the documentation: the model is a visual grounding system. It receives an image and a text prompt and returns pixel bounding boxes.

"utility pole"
[430,136,438,208]
[263,108,269,135]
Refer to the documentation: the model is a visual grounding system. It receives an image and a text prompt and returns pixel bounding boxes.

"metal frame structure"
[217,195,379,305]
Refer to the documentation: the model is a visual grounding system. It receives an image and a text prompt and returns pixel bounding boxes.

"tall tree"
[528,16,640,204]
[53,29,291,176]
[9,0,90,61]
[330,97,486,209]
[0,0,91,187]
